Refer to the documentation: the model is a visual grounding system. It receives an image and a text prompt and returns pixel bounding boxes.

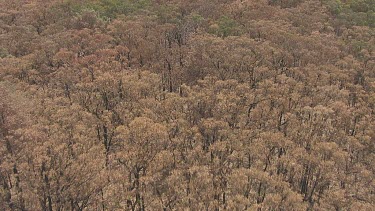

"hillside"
[0,0,374,210]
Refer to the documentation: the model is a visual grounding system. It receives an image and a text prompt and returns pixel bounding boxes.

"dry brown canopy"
[0,0,374,210]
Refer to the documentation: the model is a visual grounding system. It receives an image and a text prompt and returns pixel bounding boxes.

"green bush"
[209,16,242,37]
[58,0,151,19]
[325,0,375,27]
[0,48,9,58]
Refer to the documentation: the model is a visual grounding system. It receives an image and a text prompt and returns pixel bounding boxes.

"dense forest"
[0,0,374,210]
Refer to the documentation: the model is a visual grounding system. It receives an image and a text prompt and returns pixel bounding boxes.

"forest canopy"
[0,0,374,210]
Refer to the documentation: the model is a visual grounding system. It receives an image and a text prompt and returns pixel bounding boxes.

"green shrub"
[57,0,151,19]
[209,16,242,37]
[325,0,375,27]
